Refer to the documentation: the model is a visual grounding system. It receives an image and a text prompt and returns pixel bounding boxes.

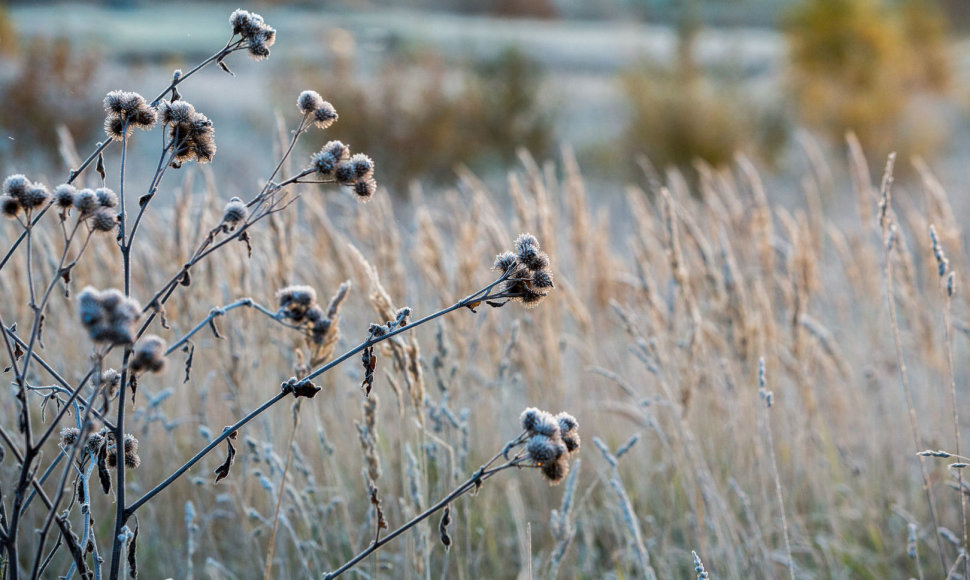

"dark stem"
[124,273,512,515]
[324,459,524,579]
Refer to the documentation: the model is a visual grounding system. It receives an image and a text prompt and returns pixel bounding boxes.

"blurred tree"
[288,46,553,191]
[622,0,787,173]
[785,0,951,158]
[0,37,101,167]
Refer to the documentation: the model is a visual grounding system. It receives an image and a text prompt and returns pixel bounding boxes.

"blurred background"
[2,0,970,196]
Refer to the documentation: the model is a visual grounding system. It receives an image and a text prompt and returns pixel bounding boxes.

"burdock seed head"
[557,412,580,454]
[277,285,318,322]
[104,115,133,141]
[222,197,248,225]
[108,433,141,469]
[313,101,338,129]
[493,251,517,272]
[77,287,141,344]
[349,153,374,179]
[3,174,30,199]
[96,187,119,208]
[334,161,356,186]
[59,427,81,448]
[73,189,99,214]
[90,208,117,233]
[131,335,167,374]
[158,100,196,126]
[526,434,565,463]
[19,184,48,210]
[298,90,324,115]
[1,196,21,218]
[53,184,76,208]
[352,177,377,201]
[540,457,569,485]
[520,407,545,433]
[514,233,541,265]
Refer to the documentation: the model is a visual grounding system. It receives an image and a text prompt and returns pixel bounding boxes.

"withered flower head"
[131,335,167,374]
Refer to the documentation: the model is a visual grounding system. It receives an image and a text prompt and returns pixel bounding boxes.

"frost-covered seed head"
[96,187,118,208]
[531,269,554,289]
[59,427,81,447]
[311,151,338,175]
[222,197,248,224]
[514,233,541,265]
[90,209,117,233]
[277,285,318,321]
[73,189,99,214]
[540,457,568,485]
[17,184,47,210]
[1,196,21,218]
[526,434,565,463]
[159,100,196,126]
[298,90,323,115]
[313,101,338,129]
[324,140,349,162]
[493,251,517,272]
[334,162,356,186]
[352,177,377,200]
[104,115,133,141]
[349,153,374,179]
[53,184,76,208]
[3,174,30,199]
[131,335,167,374]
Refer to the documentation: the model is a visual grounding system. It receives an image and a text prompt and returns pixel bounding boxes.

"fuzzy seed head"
[90,209,117,233]
[277,285,318,322]
[53,184,76,208]
[19,185,48,209]
[59,427,81,447]
[131,334,167,374]
[493,251,517,272]
[1,196,21,218]
[352,177,377,200]
[159,100,196,126]
[540,457,569,485]
[222,197,248,224]
[298,90,323,115]
[349,153,374,179]
[526,434,565,463]
[514,233,540,264]
[3,174,30,199]
[313,101,338,129]
[334,161,356,186]
[105,115,133,141]
[77,287,141,344]
[531,269,554,289]
[73,189,99,214]
[95,187,119,208]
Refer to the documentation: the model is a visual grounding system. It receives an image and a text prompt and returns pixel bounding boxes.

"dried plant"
[0,9,572,580]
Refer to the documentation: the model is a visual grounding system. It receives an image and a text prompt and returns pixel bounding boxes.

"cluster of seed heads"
[103,90,157,141]
[158,99,217,166]
[297,90,339,130]
[519,407,580,485]
[77,287,141,344]
[276,283,348,346]
[494,233,555,307]
[0,174,49,218]
[300,94,378,203]
[107,433,142,470]
[229,9,276,61]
